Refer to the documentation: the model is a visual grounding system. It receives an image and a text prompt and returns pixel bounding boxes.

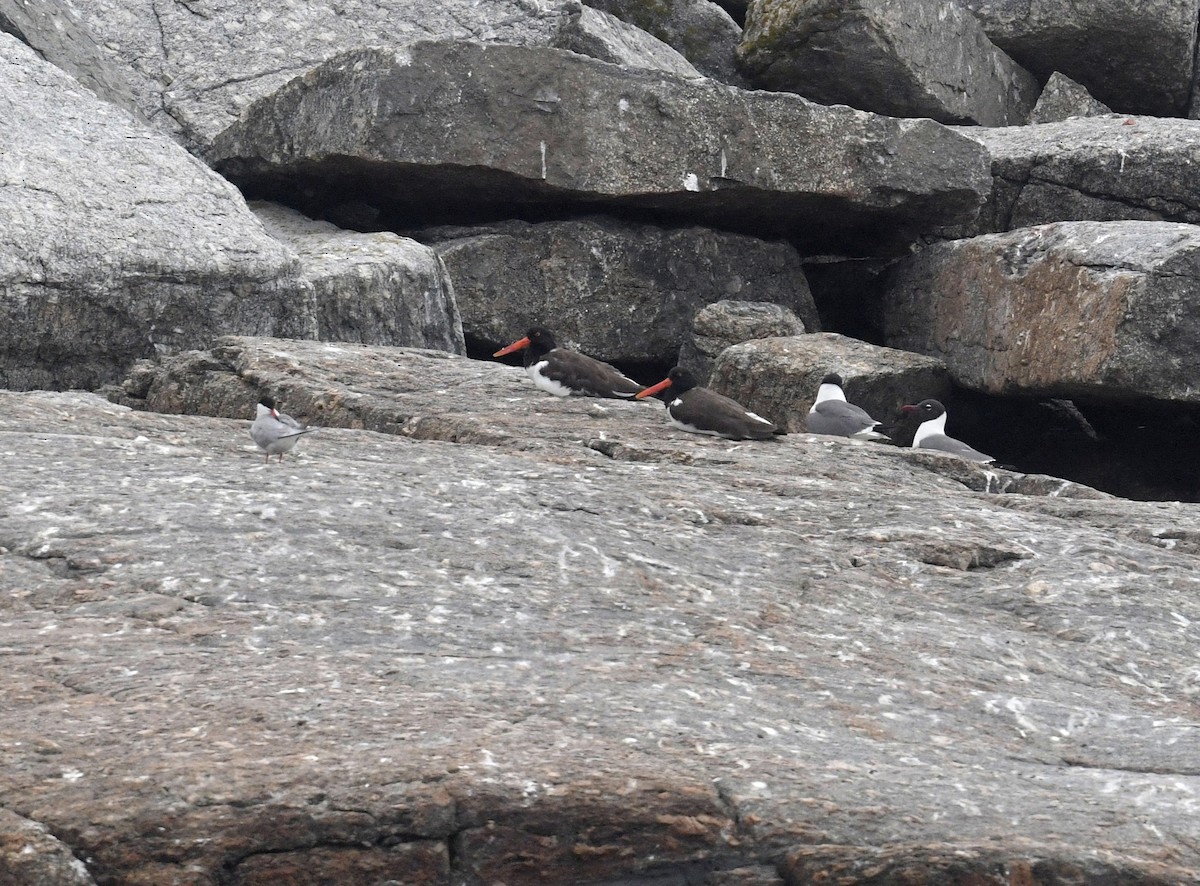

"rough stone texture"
[555,1,703,77]
[11,337,1200,884]
[421,217,819,364]
[0,34,311,391]
[210,41,991,256]
[0,0,142,119]
[585,0,748,85]
[251,203,465,355]
[707,333,951,435]
[882,221,1200,402]
[0,808,96,886]
[64,0,589,151]
[959,116,1200,234]
[960,0,1200,116]
[678,301,807,382]
[737,0,1039,126]
[1028,71,1114,124]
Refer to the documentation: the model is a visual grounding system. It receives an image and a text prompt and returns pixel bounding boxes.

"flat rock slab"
[883,221,1200,402]
[422,217,819,363]
[7,337,1200,883]
[0,35,306,391]
[737,0,1038,126]
[961,0,1200,116]
[961,116,1200,233]
[209,40,991,255]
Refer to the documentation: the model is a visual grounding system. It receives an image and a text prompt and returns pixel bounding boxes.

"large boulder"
[557,1,703,78]
[59,0,574,150]
[960,116,1200,233]
[677,300,808,382]
[422,217,819,364]
[10,340,1200,883]
[882,221,1200,402]
[210,41,991,257]
[707,332,951,434]
[252,203,465,354]
[55,0,724,151]
[0,0,141,118]
[585,0,748,85]
[0,34,309,391]
[1027,71,1113,124]
[960,0,1200,117]
[737,0,1038,126]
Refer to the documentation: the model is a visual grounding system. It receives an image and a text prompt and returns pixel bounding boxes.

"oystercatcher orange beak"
[635,378,673,400]
[493,336,531,357]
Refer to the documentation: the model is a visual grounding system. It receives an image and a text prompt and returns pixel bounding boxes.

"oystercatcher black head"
[900,399,993,463]
[638,366,783,440]
[493,326,557,362]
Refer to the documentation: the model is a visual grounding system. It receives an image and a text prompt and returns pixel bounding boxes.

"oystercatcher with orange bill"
[807,373,890,441]
[494,327,645,398]
[901,398,994,463]
[636,367,784,440]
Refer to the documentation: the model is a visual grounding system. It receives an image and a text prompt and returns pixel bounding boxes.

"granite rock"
[961,0,1200,116]
[251,202,465,355]
[883,221,1200,402]
[678,301,808,382]
[586,0,748,85]
[209,40,991,256]
[737,0,1038,126]
[1027,71,1114,124]
[0,34,307,391]
[8,338,1200,884]
[422,217,818,364]
[959,116,1200,234]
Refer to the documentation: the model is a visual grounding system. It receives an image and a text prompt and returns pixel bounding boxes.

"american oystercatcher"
[636,367,784,440]
[493,327,644,398]
[806,373,890,441]
[901,398,994,463]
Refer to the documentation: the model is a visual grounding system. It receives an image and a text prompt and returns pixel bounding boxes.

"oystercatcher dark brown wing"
[637,367,784,440]
[494,327,644,398]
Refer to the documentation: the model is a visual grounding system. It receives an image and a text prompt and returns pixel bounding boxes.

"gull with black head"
[807,372,889,441]
[901,398,993,463]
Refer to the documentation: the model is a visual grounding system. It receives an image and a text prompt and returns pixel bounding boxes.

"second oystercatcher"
[636,367,784,440]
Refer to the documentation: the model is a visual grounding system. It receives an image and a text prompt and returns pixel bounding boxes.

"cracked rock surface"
[2,338,1200,883]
